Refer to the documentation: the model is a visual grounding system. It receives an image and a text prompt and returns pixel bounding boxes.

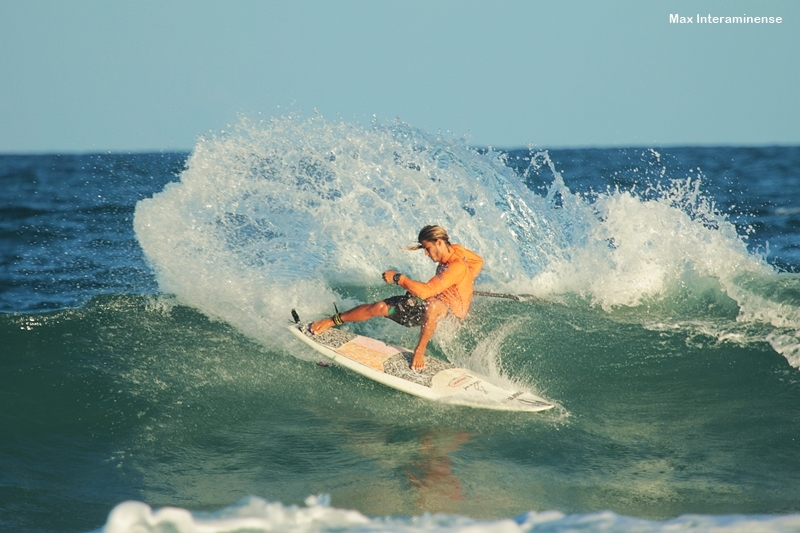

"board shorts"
[384,292,428,328]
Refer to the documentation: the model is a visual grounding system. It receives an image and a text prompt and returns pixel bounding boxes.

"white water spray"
[134,115,800,368]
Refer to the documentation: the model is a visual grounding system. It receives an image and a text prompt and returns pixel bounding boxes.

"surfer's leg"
[310,301,390,335]
[411,298,448,370]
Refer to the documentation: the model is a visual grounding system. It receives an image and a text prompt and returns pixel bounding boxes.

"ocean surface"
[2,116,800,533]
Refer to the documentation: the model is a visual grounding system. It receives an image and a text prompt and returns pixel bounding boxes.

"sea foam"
[99,495,800,533]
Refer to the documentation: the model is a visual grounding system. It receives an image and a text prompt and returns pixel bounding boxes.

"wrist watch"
[393,273,402,284]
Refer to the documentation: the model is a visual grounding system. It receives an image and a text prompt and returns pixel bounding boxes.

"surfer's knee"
[372,301,390,316]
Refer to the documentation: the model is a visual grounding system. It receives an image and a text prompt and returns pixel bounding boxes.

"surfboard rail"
[287,323,554,412]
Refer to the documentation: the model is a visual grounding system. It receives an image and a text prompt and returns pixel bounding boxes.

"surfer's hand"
[382,270,397,284]
[310,317,334,335]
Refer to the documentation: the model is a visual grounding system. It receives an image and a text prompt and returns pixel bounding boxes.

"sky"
[1,0,798,153]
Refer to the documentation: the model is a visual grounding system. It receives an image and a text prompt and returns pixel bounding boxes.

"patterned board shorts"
[384,292,428,327]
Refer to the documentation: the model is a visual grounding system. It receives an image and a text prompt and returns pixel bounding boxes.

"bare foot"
[310,317,335,335]
[411,353,426,370]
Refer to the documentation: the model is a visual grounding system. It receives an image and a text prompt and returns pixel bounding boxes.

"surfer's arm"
[397,260,466,300]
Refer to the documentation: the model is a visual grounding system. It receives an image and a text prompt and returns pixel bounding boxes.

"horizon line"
[2,141,799,157]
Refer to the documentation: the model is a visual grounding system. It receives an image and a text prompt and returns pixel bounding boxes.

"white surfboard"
[288,322,554,412]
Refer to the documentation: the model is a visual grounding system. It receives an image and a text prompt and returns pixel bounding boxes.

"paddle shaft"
[473,290,537,302]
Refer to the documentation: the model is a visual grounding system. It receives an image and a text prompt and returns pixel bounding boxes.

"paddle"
[473,291,539,302]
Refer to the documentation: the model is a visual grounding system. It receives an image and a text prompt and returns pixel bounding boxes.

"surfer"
[310,225,484,370]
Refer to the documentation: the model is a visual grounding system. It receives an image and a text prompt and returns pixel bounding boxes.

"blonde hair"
[404,225,451,250]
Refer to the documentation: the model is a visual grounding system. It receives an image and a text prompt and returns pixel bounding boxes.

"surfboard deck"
[288,323,554,412]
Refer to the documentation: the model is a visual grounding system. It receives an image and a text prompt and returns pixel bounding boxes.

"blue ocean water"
[2,117,800,533]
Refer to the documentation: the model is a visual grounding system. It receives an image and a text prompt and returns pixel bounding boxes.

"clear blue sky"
[1,0,798,153]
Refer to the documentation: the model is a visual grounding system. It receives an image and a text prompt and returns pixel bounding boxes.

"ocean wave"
[133,115,800,367]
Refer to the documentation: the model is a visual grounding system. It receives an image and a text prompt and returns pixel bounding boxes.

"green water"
[4,292,800,533]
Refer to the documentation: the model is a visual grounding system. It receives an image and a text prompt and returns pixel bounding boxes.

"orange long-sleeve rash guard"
[398,244,484,319]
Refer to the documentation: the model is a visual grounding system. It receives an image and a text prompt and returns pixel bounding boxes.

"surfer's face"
[421,239,449,262]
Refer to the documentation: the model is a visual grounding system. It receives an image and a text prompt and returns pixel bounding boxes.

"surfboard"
[287,322,554,412]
